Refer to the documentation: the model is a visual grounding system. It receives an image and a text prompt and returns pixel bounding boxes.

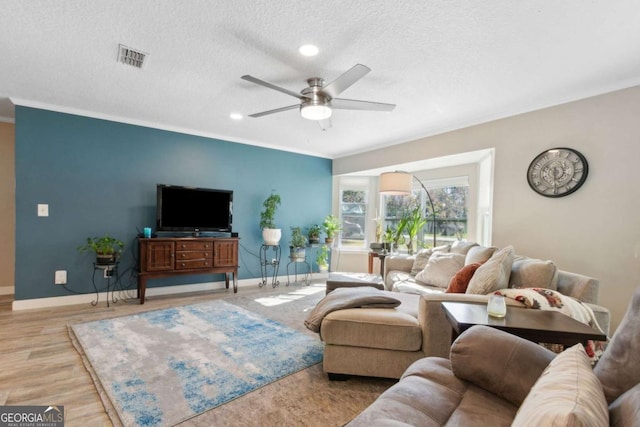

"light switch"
[37,204,49,217]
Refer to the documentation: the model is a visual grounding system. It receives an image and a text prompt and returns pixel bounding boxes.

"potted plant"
[77,234,124,265]
[405,207,426,255]
[307,224,321,244]
[260,192,281,245]
[289,226,307,261]
[322,214,342,245]
[392,217,408,253]
[316,244,330,272]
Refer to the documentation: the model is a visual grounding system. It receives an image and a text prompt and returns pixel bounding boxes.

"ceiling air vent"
[118,44,147,68]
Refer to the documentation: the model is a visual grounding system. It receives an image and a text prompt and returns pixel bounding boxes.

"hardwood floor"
[0,287,284,426]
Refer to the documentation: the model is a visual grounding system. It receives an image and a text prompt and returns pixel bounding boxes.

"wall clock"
[527,147,589,198]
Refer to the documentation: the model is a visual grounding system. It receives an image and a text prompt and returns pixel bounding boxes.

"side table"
[259,244,281,288]
[368,251,388,276]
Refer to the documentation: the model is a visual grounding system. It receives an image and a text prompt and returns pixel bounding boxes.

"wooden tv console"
[137,236,239,304]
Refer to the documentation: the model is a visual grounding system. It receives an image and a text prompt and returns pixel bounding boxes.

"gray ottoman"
[325,272,385,295]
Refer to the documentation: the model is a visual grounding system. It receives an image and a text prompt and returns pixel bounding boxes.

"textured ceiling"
[1,1,639,159]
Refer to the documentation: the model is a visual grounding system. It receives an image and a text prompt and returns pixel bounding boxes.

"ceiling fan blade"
[331,98,396,112]
[248,104,299,118]
[321,64,371,98]
[241,75,308,100]
[318,117,332,130]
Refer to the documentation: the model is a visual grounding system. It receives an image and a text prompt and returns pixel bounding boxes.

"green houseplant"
[404,207,426,255]
[289,226,307,261]
[307,224,321,244]
[77,234,124,265]
[322,215,342,245]
[260,192,281,245]
[316,244,330,272]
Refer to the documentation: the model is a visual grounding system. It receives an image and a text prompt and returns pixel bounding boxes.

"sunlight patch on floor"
[254,284,325,307]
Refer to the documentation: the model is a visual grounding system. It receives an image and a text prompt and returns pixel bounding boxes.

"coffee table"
[441,301,606,346]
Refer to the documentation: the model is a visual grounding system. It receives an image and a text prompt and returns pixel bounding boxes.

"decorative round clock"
[526,147,589,198]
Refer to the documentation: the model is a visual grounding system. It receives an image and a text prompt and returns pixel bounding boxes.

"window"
[381,176,469,250]
[338,177,371,249]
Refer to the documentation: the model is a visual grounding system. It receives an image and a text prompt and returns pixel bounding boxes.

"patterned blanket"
[494,287,607,362]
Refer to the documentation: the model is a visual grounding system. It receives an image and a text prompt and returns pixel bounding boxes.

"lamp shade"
[379,171,412,195]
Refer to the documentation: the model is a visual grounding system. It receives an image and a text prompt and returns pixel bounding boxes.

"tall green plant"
[405,207,426,253]
[259,192,281,229]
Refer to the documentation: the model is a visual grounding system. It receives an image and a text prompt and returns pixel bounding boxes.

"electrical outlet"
[104,268,115,278]
[55,270,67,285]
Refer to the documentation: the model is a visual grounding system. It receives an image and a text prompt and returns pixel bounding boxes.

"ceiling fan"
[241,64,395,129]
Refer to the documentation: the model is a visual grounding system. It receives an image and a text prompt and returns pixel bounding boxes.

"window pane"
[340,189,367,248]
[381,184,468,250]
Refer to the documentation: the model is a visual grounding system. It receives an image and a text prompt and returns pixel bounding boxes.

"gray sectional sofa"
[347,287,640,427]
[320,241,610,380]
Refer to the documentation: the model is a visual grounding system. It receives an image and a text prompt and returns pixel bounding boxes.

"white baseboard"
[11,272,328,311]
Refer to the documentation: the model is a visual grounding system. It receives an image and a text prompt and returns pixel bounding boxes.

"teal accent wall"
[14,107,332,300]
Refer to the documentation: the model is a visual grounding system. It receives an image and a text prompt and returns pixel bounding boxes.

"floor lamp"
[379,171,437,248]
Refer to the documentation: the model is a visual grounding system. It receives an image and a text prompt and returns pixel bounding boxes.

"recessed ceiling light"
[299,44,319,57]
[230,113,243,120]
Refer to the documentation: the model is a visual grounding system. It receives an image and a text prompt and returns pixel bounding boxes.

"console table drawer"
[175,241,213,251]
[175,259,212,270]
[176,251,213,260]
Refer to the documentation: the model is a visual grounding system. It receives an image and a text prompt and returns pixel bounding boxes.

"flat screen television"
[156,184,233,233]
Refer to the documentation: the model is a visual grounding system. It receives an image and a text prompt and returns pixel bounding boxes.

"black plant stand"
[92,262,118,307]
[259,244,281,288]
[286,256,311,286]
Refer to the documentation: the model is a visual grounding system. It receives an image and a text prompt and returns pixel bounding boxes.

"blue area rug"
[69,300,324,427]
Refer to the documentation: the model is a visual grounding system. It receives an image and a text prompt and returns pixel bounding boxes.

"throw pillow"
[466,246,514,294]
[410,245,450,275]
[450,241,479,255]
[509,256,558,290]
[414,252,465,288]
[512,344,609,427]
[445,263,482,293]
[594,286,640,404]
[465,245,498,265]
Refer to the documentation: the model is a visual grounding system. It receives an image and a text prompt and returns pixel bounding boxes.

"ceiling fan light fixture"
[301,104,332,120]
[298,44,319,57]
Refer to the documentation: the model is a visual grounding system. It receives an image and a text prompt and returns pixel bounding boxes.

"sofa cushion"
[466,246,514,294]
[509,256,558,290]
[511,344,609,427]
[445,262,482,293]
[451,326,555,407]
[410,244,451,275]
[465,245,498,265]
[609,383,640,427]
[415,252,465,288]
[347,357,518,427]
[392,280,445,296]
[450,241,479,255]
[594,286,640,404]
